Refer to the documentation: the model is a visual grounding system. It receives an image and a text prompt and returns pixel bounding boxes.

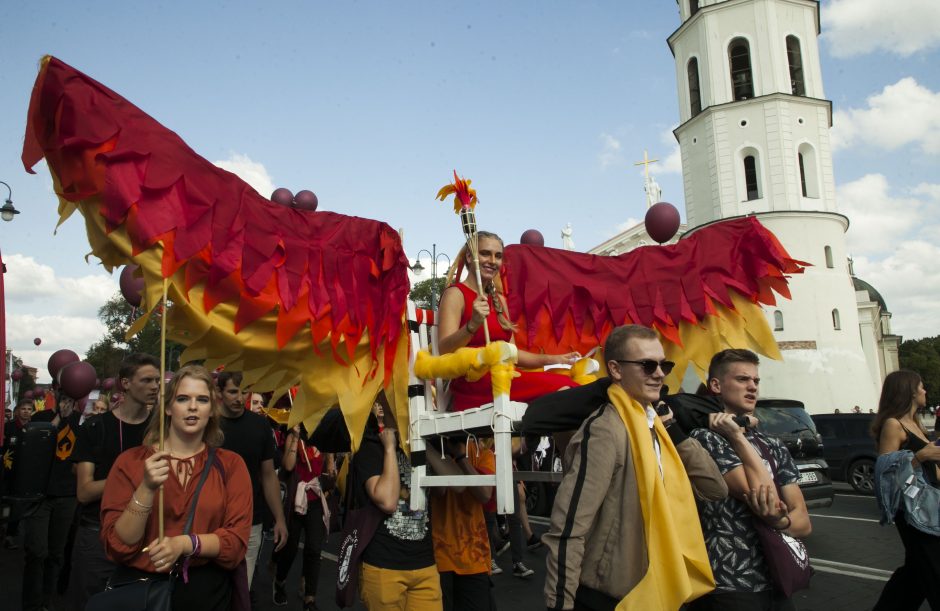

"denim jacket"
[875,450,940,536]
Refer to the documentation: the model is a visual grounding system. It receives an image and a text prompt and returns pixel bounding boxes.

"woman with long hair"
[873,369,940,610]
[437,231,579,411]
[100,365,253,610]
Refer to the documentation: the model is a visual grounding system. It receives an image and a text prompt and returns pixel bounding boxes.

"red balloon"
[119,264,145,308]
[520,229,545,246]
[48,349,80,380]
[271,187,294,206]
[11,369,23,381]
[23,390,34,400]
[644,202,682,244]
[58,361,99,400]
[102,377,115,391]
[293,190,319,211]
[33,338,41,346]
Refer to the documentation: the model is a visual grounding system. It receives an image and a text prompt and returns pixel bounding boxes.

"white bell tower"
[668,0,878,412]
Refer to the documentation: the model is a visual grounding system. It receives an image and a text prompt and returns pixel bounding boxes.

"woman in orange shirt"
[100,365,253,610]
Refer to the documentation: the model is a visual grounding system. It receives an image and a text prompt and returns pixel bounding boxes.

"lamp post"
[410,244,451,310]
[0,181,19,443]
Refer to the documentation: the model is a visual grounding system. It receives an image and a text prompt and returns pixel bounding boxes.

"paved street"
[0,483,926,610]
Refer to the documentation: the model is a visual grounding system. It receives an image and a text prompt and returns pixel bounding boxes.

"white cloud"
[831,78,940,155]
[598,133,623,169]
[656,127,683,175]
[5,254,118,318]
[213,153,275,198]
[603,217,642,239]
[822,0,940,58]
[837,174,930,255]
[8,314,108,382]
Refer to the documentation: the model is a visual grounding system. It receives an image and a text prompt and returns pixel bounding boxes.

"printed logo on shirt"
[56,425,76,461]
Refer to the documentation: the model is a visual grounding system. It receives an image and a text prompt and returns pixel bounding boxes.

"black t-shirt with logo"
[31,409,81,497]
[221,410,275,524]
[71,410,151,523]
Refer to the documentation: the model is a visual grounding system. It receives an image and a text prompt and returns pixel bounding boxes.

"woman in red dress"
[438,231,579,411]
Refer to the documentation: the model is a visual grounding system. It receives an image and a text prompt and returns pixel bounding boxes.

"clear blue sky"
[0,1,937,378]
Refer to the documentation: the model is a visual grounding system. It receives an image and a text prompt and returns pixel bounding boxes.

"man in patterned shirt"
[690,349,812,611]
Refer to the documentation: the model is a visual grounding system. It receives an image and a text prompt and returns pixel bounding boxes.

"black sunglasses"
[615,359,675,376]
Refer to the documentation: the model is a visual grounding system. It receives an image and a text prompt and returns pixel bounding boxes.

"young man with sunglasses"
[688,349,811,611]
[543,325,727,611]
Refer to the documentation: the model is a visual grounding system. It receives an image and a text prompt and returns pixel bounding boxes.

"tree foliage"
[84,293,185,379]
[899,335,940,401]
[409,277,448,309]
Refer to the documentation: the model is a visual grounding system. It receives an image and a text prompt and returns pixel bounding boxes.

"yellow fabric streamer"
[413,342,518,383]
[607,384,715,610]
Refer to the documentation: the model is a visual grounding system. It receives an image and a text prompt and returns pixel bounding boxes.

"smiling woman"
[98,365,252,611]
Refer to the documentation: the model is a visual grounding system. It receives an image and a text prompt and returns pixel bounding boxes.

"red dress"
[447,282,576,411]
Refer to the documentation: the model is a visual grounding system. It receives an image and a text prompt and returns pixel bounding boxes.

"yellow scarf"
[607,384,715,610]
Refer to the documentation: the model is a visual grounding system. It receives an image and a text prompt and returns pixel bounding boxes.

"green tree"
[84,293,185,379]
[10,355,35,401]
[899,335,940,399]
[409,277,448,309]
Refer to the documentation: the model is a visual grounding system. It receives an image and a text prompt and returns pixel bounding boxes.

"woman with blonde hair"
[437,231,579,411]
[873,369,940,610]
[99,365,252,610]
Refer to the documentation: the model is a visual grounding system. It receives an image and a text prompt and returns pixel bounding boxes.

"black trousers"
[689,589,796,611]
[874,512,940,610]
[22,495,76,611]
[440,571,495,611]
[274,502,326,598]
[69,522,116,611]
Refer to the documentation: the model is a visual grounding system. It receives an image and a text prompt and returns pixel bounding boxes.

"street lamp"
[410,244,451,310]
[0,181,20,222]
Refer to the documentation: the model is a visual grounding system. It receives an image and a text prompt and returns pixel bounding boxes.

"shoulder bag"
[335,450,386,608]
[750,435,812,597]
[86,448,217,611]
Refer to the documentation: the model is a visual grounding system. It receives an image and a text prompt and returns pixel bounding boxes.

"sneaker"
[526,534,543,551]
[273,580,288,606]
[495,539,511,557]
[490,558,503,575]
[513,562,535,578]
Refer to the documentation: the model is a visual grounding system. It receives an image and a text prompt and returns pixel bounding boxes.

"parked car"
[753,398,834,508]
[811,413,877,494]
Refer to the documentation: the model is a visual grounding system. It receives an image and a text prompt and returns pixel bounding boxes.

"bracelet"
[126,504,151,517]
[772,514,792,531]
[186,534,201,558]
[132,493,153,510]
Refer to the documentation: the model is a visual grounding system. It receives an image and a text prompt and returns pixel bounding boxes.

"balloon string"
[157,276,168,542]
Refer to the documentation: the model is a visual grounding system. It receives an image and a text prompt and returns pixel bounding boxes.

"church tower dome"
[667,0,879,412]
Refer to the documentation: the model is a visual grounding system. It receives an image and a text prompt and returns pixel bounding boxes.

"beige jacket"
[543,403,727,610]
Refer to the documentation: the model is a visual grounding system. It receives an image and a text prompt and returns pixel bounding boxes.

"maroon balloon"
[48,349,80,380]
[23,390,34,400]
[644,202,682,244]
[293,189,319,211]
[11,369,23,381]
[102,377,115,391]
[271,187,294,206]
[119,264,145,308]
[58,361,99,400]
[520,229,545,246]
[33,337,41,346]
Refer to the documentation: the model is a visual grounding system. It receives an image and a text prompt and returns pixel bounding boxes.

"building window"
[797,143,819,198]
[786,35,805,96]
[729,38,754,100]
[774,310,784,331]
[744,154,760,200]
[824,245,833,268]
[688,58,702,117]
[832,308,841,330]
[690,0,700,16]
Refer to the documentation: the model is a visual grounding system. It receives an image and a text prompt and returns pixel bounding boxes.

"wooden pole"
[157,276,168,541]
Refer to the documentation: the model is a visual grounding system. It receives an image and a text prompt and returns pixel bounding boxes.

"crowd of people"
[0,231,934,611]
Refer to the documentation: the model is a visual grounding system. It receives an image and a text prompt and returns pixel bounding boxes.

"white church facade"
[590,0,899,413]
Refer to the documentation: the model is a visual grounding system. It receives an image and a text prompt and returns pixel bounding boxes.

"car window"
[813,418,840,439]
[844,418,873,439]
[756,407,817,435]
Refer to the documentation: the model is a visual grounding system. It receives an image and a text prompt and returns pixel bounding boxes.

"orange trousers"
[359,562,443,611]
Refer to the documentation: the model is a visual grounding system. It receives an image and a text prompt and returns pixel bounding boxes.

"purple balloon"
[520,229,545,246]
[293,189,319,211]
[23,390,34,400]
[33,337,41,346]
[644,202,681,244]
[271,187,294,206]
[119,265,145,308]
[102,377,115,391]
[58,361,98,400]
[48,349,80,381]
[11,369,23,381]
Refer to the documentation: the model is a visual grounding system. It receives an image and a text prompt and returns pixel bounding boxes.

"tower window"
[688,58,702,117]
[786,35,805,96]
[729,38,754,100]
[774,310,784,331]
[824,245,833,268]
[832,308,841,330]
[798,143,820,198]
[744,154,760,200]
[690,0,700,16]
